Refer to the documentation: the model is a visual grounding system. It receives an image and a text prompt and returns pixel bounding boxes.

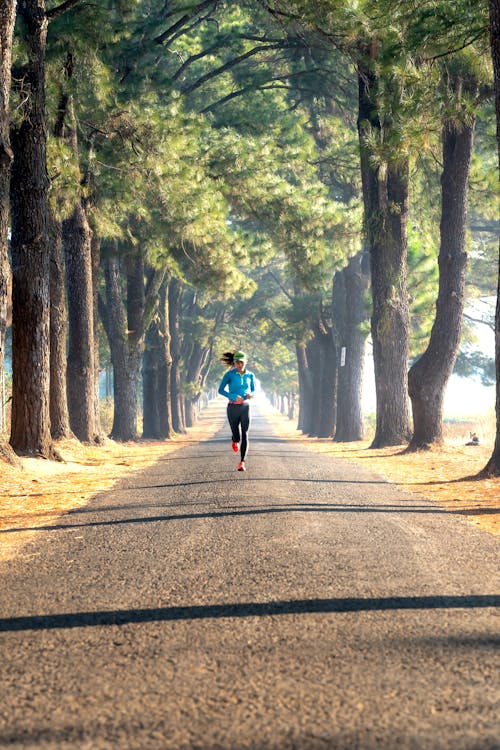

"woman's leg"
[240,403,250,460]
[227,404,241,444]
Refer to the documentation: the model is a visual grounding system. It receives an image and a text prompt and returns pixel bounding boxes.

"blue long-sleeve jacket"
[218,368,255,402]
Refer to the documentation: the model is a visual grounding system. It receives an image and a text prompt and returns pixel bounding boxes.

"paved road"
[0,402,499,750]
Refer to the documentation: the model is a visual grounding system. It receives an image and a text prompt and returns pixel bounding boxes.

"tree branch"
[154,0,218,45]
[200,82,289,113]
[267,270,294,302]
[421,28,489,62]
[180,43,284,96]
[46,0,86,20]
[463,312,495,331]
[199,67,334,113]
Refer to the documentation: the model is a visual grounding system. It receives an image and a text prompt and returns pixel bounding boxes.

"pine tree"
[408,65,481,449]
[0,0,17,464]
[10,0,55,458]
[482,0,500,475]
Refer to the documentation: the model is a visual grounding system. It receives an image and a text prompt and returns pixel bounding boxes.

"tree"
[333,251,371,442]
[10,0,55,457]
[0,0,18,464]
[482,0,500,475]
[408,68,479,449]
[143,276,173,439]
[100,249,165,441]
[357,52,412,447]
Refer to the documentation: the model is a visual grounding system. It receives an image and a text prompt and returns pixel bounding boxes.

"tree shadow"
[1,594,498,632]
[0,501,469,535]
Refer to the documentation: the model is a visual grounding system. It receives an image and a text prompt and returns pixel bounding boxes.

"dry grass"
[266,410,500,537]
[0,404,223,563]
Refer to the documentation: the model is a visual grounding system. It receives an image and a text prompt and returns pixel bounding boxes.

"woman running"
[218,350,255,471]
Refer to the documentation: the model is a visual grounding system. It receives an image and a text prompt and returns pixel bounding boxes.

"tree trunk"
[296,342,313,433]
[306,336,321,436]
[184,340,209,427]
[91,234,103,439]
[101,252,165,442]
[333,251,370,442]
[483,0,500,475]
[408,107,476,450]
[142,274,173,438]
[143,315,162,438]
[103,256,140,441]
[59,85,99,443]
[158,279,174,439]
[370,158,411,447]
[63,202,97,441]
[168,277,186,434]
[10,1,56,458]
[49,216,71,439]
[312,317,337,439]
[358,63,411,447]
[0,0,18,465]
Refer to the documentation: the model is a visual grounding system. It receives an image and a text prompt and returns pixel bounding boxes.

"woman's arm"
[218,371,231,399]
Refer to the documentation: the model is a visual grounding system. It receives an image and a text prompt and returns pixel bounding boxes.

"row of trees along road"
[0,0,499,477]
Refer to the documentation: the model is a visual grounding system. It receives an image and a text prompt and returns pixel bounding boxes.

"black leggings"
[227,402,250,460]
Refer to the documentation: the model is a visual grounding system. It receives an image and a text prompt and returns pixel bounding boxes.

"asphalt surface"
[0,401,499,750]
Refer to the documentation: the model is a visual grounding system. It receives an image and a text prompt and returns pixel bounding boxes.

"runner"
[218,350,255,472]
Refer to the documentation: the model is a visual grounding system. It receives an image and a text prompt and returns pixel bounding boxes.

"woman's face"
[234,360,246,372]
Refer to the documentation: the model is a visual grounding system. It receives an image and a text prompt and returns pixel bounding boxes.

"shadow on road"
[0,595,498,632]
[1,501,471,534]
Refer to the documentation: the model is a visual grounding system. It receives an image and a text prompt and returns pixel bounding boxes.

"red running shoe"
[237,461,246,471]
[231,441,239,453]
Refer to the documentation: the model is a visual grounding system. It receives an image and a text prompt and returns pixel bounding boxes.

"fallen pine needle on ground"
[266,410,500,537]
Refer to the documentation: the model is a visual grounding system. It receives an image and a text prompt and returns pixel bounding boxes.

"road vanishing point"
[0,401,498,750]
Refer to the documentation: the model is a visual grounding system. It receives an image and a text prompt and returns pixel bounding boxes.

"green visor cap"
[233,351,247,361]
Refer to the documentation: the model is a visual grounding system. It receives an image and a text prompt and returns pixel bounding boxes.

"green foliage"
[10,0,497,413]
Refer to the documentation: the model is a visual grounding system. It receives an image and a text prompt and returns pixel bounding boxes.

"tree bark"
[101,252,165,441]
[168,277,186,434]
[358,63,411,448]
[408,106,476,450]
[143,276,173,439]
[102,256,140,441]
[63,202,97,441]
[483,0,500,475]
[56,83,99,443]
[10,0,57,458]
[158,279,174,439]
[91,234,103,439]
[296,342,313,433]
[310,315,337,438]
[333,251,370,442]
[184,340,209,427]
[49,216,71,439]
[143,317,163,438]
[0,0,18,464]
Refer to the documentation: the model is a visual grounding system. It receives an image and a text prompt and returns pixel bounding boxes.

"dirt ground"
[0,403,498,566]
